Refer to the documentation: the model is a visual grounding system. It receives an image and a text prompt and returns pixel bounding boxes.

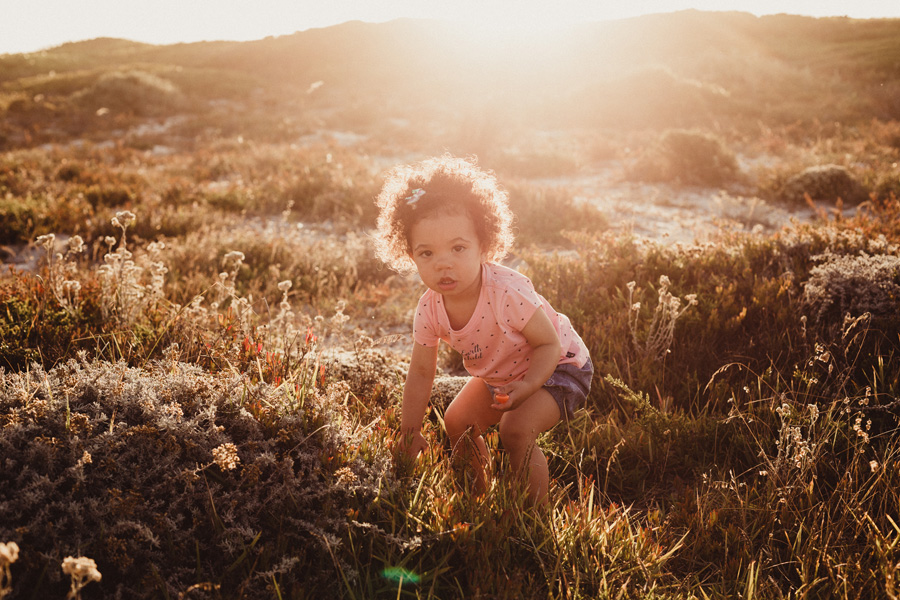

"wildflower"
[212,443,240,471]
[62,280,82,295]
[0,542,17,565]
[161,403,184,423]
[631,302,641,311]
[659,275,671,288]
[870,460,879,472]
[113,210,136,229]
[76,451,92,467]
[35,233,55,250]
[807,404,819,424]
[62,556,101,599]
[626,281,636,293]
[67,235,85,254]
[278,280,292,292]
[331,300,350,329]
[335,466,359,485]
[104,236,117,247]
[223,251,245,264]
[0,541,18,599]
[853,415,870,444]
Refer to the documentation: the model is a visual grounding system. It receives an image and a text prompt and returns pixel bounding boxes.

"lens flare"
[381,566,420,586]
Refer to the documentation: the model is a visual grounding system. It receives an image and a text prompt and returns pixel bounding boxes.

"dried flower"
[62,555,101,599]
[0,541,18,599]
[114,210,136,228]
[335,466,359,486]
[35,233,56,250]
[212,443,240,471]
[223,251,245,265]
[277,280,293,293]
[67,235,85,254]
[76,451,92,467]
[62,280,82,295]
[0,542,18,565]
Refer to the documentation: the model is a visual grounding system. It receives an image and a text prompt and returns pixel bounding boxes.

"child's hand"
[491,381,535,411]
[396,429,428,462]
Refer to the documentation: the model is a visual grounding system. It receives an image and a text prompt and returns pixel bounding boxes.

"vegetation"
[2,10,900,600]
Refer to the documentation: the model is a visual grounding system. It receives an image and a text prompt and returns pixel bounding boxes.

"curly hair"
[373,155,515,273]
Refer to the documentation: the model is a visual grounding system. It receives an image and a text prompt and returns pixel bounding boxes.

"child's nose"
[435,253,453,268]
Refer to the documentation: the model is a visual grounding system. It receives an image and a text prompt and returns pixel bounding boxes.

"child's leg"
[498,389,561,504]
[442,378,501,493]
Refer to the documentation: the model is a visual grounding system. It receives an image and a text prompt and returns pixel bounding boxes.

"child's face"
[408,211,485,301]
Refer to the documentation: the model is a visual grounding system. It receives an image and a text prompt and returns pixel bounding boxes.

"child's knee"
[498,419,535,451]
[443,404,470,439]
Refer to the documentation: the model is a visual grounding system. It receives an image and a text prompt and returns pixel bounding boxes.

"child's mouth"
[438,277,456,291]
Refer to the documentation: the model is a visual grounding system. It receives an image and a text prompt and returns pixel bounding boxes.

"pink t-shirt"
[413,263,590,387]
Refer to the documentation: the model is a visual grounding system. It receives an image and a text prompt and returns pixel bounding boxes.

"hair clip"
[405,188,426,205]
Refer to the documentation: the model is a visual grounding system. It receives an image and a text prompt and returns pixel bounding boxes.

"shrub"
[0,356,393,598]
[778,164,869,205]
[626,129,740,187]
[71,70,185,117]
[802,251,900,329]
[0,193,43,245]
[506,183,609,248]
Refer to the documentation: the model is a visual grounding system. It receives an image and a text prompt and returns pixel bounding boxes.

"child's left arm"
[493,308,561,410]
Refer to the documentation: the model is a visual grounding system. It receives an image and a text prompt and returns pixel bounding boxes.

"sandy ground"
[532,164,820,245]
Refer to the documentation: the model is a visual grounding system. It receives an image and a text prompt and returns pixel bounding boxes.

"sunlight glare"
[449,5,583,52]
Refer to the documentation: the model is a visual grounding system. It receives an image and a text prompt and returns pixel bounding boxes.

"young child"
[374,155,593,504]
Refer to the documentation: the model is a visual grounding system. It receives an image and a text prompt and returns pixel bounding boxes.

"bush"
[802,251,900,329]
[627,129,740,187]
[778,164,868,205]
[506,183,609,248]
[0,356,393,598]
[72,70,185,117]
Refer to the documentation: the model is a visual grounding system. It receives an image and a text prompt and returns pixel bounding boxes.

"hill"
[1,11,899,149]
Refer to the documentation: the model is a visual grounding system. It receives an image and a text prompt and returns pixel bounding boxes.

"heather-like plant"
[802,250,900,330]
[0,355,396,597]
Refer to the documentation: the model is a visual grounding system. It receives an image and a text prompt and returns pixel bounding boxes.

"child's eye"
[418,250,432,258]
[452,245,467,253]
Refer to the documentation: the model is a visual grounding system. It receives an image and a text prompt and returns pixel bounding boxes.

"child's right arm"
[399,342,439,460]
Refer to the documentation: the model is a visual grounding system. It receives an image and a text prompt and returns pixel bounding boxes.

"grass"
[3,12,900,599]
[2,136,900,598]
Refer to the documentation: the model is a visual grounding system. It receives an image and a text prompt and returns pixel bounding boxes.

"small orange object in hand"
[495,393,509,404]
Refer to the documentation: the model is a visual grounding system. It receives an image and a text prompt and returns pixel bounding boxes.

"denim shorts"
[544,358,593,421]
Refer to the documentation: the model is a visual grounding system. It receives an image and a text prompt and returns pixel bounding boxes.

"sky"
[3,0,900,55]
